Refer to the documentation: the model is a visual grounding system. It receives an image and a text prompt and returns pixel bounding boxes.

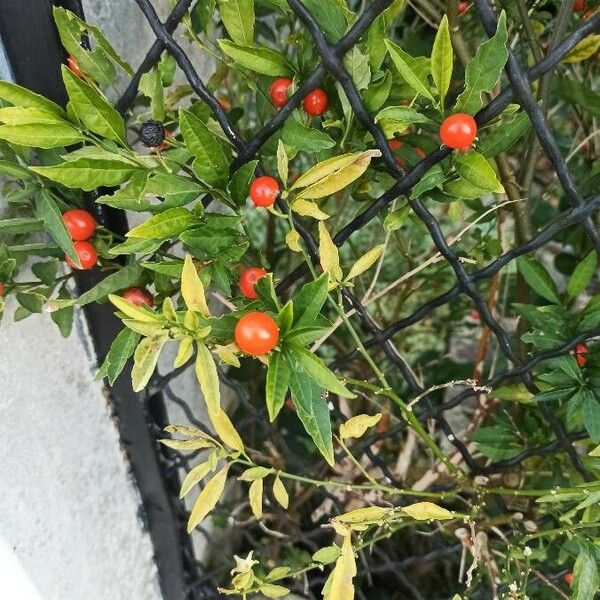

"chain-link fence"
[42,1,600,598]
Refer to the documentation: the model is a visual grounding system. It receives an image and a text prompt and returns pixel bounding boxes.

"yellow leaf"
[131,335,168,392]
[238,466,273,481]
[291,150,381,199]
[174,336,194,368]
[291,198,330,220]
[195,343,245,452]
[249,478,263,519]
[339,413,383,440]
[109,293,159,323]
[214,343,241,367]
[260,583,289,598]
[318,222,342,284]
[162,296,177,321]
[121,319,165,337]
[272,474,289,509]
[285,229,302,252]
[181,254,209,317]
[589,444,600,457]
[179,457,215,498]
[326,534,356,600]
[159,438,213,450]
[335,506,391,525]
[563,35,600,63]
[345,245,384,281]
[164,424,206,437]
[402,501,453,521]
[187,464,229,532]
[277,139,288,186]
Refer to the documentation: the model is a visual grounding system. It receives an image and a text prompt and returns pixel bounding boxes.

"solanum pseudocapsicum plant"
[1,1,600,598]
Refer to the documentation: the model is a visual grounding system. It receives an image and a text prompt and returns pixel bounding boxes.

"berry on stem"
[239,267,267,300]
[459,2,468,13]
[235,312,279,356]
[269,77,293,108]
[574,343,588,366]
[564,573,573,586]
[439,113,478,151]
[65,241,97,270]
[303,88,328,116]
[122,287,154,307]
[67,55,84,78]
[249,176,280,207]
[573,0,585,12]
[140,120,166,148]
[0,282,4,296]
[62,209,97,241]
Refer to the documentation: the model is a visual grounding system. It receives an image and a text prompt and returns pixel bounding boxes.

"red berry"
[0,282,4,296]
[62,209,97,241]
[122,287,154,307]
[389,139,402,151]
[303,88,328,116]
[440,113,478,151]
[573,0,585,12]
[269,77,293,108]
[574,343,588,367]
[218,98,231,111]
[470,310,480,322]
[459,2,468,13]
[249,176,280,208]
[235,312,280,356]
[67,55,84,78]
[564,572,573,586]
[65,241,97,270]
[239,267,267,300]
[389,140,426,167]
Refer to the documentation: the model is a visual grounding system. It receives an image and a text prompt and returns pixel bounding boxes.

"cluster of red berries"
[269,77,328,116]
[62,209,98,270]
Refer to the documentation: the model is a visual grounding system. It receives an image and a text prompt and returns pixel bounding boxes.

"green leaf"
[16,291,46,313]
[266,352,291,421]
[572,544,600,600]
[454,151,504,193]
[126,207,195,240]
[567,252,597,301]
[583,393,600,443]
[218,0,254,44]
[62,66,127,144]
[35,191,78,265]
[0,218,44,235]
[76,265,144,307]
[343,47,371,91]
[478,110,531,158]
[288,344,354,399]
[363,70,392,112]
[218,40,291,76]
[455,11,508,114]
[367,15,386,71]
[131,335,168,392]
[431,15,453,109]
[179,109,230,187]
[51,286,74,337]
[301,0,347,43]
[31,259,58,284]
[293,272,329,327]
[410,164,445,199]
[0,123,85,148]
[288,368,334,465]
[384,40,434,102]
[139,66,165,122]
[551,77,600,118]
[516,257,561,305]
[228,160,258,206]
[30,156,140,191]
[281,120,336,152]
[0,80,65,116]
[0,106,68,125]
[96,328,141,385]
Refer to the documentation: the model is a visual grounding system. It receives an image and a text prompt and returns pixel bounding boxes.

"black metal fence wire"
[68,0,600,597]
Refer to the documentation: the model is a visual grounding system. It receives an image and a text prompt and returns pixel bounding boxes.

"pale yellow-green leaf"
[164,424,206,437]
[214,343,241,367]
[259,583,289,598]
[402,501,453,521]
[493,383,534,404]
[159,438,214,450]
[277,140,288,187]
[335,506,391,525]
[266,566,291,581]
[285,229,302,252]
[121,319,165,337]
[318,222,342,284]
[187,465,229,532]
[272,474,289,509]
[174,336,194,368]
[313,545,341,564]
[290,150,381,200]
[131,335,167,392]
[195,344,245,452]
[431,14,453,108]
[589,444,600,457]
[238,466,273,481]
[345,245,384,281]
[326,534,356,600]
[109,293,159,323]
[162,296,177,321]
[249,477,263,519]
[339,413,382,440]
[563,35,600,63]
[181,254,209,317]
[291,198,330,220]
[179,458,216,498]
